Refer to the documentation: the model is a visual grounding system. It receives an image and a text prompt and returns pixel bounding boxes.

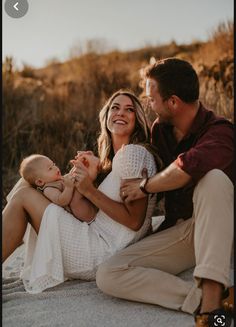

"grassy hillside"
[2,21,233,205]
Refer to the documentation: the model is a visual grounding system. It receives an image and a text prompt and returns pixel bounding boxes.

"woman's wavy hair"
[97,90,162,176]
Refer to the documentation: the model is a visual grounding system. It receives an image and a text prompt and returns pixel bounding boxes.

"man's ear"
[35,179,44,186]
[168,95,176,105]
[168,95,181,111]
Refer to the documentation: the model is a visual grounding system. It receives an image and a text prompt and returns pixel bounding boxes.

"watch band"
[139,177,150,195]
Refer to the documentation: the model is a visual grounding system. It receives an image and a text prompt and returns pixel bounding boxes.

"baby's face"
[74,153,100,181]
[35,157,61,185]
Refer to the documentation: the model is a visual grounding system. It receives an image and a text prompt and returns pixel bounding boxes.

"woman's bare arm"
[74,162,148,231]
[70,190,98,223]
[79,185,148,231]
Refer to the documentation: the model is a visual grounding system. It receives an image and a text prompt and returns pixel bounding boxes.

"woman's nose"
[116,107,125,115]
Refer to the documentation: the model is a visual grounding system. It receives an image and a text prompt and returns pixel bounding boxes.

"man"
[96,58,234,327]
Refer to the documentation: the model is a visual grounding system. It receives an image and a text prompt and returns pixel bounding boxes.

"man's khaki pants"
[96,169,234,314]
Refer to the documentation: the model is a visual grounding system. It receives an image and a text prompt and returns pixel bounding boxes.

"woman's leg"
[2,187,51,262]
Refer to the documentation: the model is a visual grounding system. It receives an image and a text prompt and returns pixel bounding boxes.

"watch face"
[140,179,145,187]
[140,178,149,194]
[140,178,146,187]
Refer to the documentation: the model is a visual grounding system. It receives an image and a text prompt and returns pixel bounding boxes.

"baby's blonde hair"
[19,154,47,186]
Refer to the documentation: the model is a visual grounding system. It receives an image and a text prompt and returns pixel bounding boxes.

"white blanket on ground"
[3,243,234,327]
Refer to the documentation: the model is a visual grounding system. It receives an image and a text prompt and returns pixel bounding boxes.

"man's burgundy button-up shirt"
[151,102,234,230]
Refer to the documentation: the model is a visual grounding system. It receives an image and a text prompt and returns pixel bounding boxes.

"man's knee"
[96,261,117,295]
[193,169,233,201]
[197,169,231,187]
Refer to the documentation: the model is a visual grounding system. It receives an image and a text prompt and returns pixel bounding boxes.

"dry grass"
[2,21,233,207]
[191,21,234,121]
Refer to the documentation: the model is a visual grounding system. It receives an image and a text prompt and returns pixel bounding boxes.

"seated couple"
[3,58,234,327]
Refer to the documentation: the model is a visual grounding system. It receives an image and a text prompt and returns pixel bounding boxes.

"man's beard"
[157,114,173,126]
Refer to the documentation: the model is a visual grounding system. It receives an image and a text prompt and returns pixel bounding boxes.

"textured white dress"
[20,144,157,293]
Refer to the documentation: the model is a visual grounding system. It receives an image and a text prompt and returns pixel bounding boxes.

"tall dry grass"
[192,21,234,121]
[2,21,233,207]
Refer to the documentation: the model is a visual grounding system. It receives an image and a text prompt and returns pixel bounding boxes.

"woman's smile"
[112,119,127,125]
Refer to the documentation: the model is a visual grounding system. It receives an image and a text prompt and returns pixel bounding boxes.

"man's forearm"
[146,162,192,193]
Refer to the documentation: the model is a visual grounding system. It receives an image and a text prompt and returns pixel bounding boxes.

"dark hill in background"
[2,21,233,205]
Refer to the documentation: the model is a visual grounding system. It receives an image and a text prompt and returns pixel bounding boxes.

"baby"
[19,152,100,223]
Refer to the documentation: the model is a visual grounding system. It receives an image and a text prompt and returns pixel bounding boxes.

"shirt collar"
[157,102,215,139]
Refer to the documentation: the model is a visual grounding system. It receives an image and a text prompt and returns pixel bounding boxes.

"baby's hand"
[63,173,75,188]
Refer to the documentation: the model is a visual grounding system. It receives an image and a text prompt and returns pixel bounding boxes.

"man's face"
[146,78,172,124]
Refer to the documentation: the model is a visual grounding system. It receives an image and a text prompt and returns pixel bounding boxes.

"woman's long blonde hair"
[97,90,162,175]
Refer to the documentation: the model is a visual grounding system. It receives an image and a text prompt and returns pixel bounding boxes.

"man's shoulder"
[202,112,233,138]
[201,104,233,128]
[187,104,233,139]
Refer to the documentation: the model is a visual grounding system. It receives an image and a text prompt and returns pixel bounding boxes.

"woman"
[3,90,161,293]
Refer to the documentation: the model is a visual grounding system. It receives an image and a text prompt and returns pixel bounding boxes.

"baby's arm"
[70,189,98,223]
[43,175,74,206]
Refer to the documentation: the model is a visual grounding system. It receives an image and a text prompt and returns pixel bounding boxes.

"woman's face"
[106,95,136,140]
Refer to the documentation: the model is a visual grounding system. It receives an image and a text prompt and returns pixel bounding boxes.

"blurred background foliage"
[2,21,233,206]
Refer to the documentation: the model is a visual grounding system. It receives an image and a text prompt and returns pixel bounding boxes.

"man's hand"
[120,168,149,203]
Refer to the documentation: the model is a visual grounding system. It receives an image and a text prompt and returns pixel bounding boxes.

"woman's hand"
[73,161,95,196]
[73,151,94,164]
[76,150,94,158]
[70,151,95,169]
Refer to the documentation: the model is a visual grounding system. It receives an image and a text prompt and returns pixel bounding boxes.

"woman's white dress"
[19,144,157,293]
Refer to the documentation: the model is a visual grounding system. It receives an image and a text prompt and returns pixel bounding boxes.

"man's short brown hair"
[144,58,199,103]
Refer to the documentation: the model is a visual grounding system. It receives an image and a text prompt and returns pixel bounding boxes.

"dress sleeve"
[113,144,157,179]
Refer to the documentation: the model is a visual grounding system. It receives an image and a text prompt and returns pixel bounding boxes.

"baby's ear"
[35,179,44,186]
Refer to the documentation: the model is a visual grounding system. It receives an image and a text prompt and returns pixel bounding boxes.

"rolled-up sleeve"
[175,124,234,182]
